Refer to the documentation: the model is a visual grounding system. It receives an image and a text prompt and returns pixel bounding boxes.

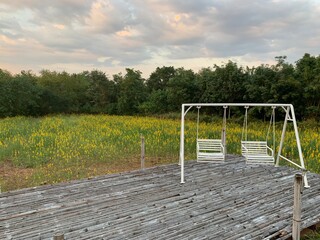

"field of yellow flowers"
[0,115,319,192]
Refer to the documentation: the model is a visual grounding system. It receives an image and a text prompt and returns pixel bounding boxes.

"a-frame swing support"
[179,103,309,188]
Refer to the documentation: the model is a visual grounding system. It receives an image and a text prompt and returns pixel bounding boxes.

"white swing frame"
[179,103,309,188]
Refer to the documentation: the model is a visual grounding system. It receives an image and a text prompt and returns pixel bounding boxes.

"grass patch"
[302,226,320,240]
[0,114,319,191]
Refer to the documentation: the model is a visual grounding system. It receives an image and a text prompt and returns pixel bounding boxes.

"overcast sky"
[1,0,319,77]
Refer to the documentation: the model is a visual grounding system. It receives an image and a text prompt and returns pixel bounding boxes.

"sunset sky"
[1,0,319,77]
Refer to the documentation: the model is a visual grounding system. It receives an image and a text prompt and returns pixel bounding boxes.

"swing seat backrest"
[197,139,225,162]
[241,141,270,155]
[241,140,274,165]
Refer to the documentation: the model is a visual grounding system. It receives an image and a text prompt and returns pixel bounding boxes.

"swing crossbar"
[241,141,274,165]
[197,139,225,162]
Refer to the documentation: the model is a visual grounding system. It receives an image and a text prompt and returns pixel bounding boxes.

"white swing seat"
[241,140,274,165]
[197,139,225,162]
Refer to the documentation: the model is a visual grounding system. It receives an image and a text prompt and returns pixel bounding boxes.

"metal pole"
[141,136,145,170]
[292,173,303,240]
[178,103,294,108]
[196,106,200,141]
[222,106,227,154]
[179,105,185,183]
[290,106,310,188]
[276,106,290,167]
[273,107,276,158]
[241,106,249,142]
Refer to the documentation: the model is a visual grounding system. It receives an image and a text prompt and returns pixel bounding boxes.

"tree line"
[0,53,319,120]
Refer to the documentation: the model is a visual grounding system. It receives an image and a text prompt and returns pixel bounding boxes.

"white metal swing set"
[179,103,309,188]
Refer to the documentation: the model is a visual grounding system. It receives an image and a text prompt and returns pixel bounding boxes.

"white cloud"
[97,56,111,63]
[0,0,319,77]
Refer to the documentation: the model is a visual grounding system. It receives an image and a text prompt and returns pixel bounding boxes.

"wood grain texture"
[1,155,320,239]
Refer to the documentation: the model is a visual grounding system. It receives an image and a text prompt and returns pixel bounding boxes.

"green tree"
[245,64,277,103]
[295,53,320,119]
[139,90,169,114]
[166,68,199,111]
[199,61,247,103]
[141,66,176,114]
[37,70,89,113]
[0,70,42,117]
[146,66,176,91]
[197,67,215,103]
[116,69,147,115]
[84,70,117,113]
[271,56,304,118]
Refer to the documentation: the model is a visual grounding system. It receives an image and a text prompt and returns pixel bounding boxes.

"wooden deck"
[1,155,320,240]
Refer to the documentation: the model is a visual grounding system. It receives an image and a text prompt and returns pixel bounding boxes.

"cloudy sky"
[0,0,320,77]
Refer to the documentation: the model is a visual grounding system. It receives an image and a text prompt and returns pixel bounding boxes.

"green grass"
[0,114,319,192]
[302,228,320,240]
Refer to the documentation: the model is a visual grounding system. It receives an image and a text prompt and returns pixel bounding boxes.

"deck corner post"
[141,135,145,170]
[292,173,303,240]
[53,232,65,240]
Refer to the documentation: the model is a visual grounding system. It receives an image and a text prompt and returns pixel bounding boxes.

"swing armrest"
[221,143,225,155]
[241,143,249,156]
[266,145,274,156]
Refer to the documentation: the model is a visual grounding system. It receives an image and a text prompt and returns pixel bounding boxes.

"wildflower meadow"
[0,115,319,192]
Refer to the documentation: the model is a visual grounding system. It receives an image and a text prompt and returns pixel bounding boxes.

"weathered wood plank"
[1,155,320,239]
